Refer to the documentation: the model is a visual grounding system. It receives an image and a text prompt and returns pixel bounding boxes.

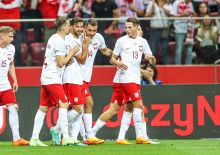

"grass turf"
[1,140,220,155]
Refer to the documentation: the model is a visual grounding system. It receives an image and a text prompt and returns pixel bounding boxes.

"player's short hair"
[55,16,69,30]
[85,19,98,27]
[70,17,84,25]
[0,26,15,34]
[126,17,140,26]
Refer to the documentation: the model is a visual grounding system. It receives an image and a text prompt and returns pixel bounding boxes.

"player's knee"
[124,103,133,113]
[133,100,143,109]
[112,110,119,116]
[39,106,49,113]
[88,101,94,107]
[59,102,69,109]
[84,102,93,112]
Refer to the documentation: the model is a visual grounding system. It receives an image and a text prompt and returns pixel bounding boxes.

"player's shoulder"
[65,33,81,45]
[65,33,74,41]
[7,44,15,54]
[117,35,128,42]
[137,36,148,43]
[48,34,62,43]
[93,33,104,40]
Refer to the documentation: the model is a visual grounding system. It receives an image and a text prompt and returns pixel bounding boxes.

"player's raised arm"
[75,35,90,64]
[56,46,79,67]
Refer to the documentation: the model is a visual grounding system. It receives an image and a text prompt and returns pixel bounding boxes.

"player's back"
[41,34,67,85]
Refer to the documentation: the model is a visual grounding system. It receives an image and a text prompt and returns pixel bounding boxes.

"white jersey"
[81,33,106,82]
[63,33,84,85]
[41,34,67,85]
[0,44,15,91]
[113,35,152,84]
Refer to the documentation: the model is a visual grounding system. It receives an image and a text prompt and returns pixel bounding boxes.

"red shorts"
[63,83,86,105]
[82,81,91,97]
[110,83,124,107]
[120,83,142,103]
[0,89,17,106]
[40,84,68,107]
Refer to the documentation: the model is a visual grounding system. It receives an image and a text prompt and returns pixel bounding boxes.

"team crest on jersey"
[7,54,12,60]
[139,45,143,52]
[93,43,98,50]
[134,92,139,98]
[74,97,79,102]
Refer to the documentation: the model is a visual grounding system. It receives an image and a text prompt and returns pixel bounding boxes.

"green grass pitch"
[1,140,220,155]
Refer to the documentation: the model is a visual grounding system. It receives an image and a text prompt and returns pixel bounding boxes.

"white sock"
[58,108,69,139]
[71,113,83,140]
[117,111,132,140]
[142,122,149,139]
[53,117,62,133]
[80,121,87,141]
[31,109,46,139]
[67,109,80,137]
[83,113,93,138]
[8,104,20,141]
[68,109,79,122]
[68,119,72,138]
[133,108,143,138]
[92,119,106,136]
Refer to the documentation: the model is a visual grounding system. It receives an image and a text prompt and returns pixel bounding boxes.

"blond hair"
[0,26,15,34]
[197,15,218,42]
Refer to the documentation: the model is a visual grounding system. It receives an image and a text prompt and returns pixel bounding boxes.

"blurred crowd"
[1,0,220,66]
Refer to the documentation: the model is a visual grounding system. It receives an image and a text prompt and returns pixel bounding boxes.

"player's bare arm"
[144,54,156,65]
[110,53,128,71]
[101,48,113,57]
[8,61,18,92]
[75,35,90,64]
[56,45,79,67]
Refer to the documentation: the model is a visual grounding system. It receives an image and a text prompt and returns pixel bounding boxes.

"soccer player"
[50,17,90,145]
[0,26,29,146]
[80,19,113,144]
[29,17,79,146]
[110,17,155,144]
[115,25,158,144]
[91,25,158,144]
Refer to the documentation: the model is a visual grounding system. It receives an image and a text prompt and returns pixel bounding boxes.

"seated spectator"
[195,15,220,64]
[141,63,163,85]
